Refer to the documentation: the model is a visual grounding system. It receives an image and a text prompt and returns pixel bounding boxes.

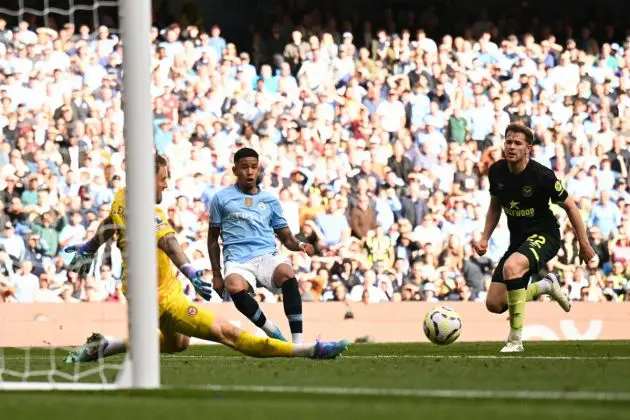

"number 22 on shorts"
[527,234,546,261]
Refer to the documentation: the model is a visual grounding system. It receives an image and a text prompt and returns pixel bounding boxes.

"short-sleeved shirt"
[110,188,179,297]
[489,159,568,244]
[209,185,288,264]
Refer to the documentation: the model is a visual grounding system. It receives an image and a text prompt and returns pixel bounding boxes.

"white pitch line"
[2,355,630,361]
[165,354,630,361]
[183,384,630,402]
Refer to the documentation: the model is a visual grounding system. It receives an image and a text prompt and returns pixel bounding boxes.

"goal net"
[0,0,157,390]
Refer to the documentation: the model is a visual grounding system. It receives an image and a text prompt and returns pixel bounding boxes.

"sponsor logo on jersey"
[258,202,266,210]
[244,197,253,208]
[504,207,535,217]
[504,200,535,217]
[187,306,198,317]
[522,185,533,198]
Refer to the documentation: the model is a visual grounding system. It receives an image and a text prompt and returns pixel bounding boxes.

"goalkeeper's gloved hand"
[181,264,213,301]
[64,243,97,275]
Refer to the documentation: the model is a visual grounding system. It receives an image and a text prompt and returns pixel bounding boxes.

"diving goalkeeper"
[64,155,348,362]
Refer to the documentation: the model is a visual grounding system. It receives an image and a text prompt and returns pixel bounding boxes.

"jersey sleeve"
[270,198,289,231]
[543,169,569,204]
[155,207,175,241]
[209,193,222,228]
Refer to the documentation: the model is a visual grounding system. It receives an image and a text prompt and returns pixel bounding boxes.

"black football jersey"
[488,159,568,243]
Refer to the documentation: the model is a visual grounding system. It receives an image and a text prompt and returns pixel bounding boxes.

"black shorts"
[491,232,561,283]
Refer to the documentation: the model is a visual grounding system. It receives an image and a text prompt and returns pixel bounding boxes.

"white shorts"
[224,253,290,292]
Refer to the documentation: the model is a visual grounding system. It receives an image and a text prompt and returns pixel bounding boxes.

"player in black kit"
[474,123,597,353]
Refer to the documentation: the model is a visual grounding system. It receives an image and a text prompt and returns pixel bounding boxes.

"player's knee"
[173,335,190,353]
[272,264,294,286]
[503,256,528,280]
[162,334,190,354]
[225,276,248,295]
[486,300,507,314]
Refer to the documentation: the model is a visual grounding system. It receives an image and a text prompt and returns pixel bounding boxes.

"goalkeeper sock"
[102,337,127,357]
[281,278,303,343]
[234,331,295,358]
[506,276,528,341]
[230,290,278,338]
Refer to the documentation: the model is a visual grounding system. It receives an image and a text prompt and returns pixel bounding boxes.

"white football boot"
[544,272,571,312]
[500,332,524,353]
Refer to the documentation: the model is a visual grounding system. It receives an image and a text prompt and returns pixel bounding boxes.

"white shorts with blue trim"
[224,252,290,292]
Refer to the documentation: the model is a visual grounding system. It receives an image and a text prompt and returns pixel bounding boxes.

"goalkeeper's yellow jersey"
[110,188,181,298]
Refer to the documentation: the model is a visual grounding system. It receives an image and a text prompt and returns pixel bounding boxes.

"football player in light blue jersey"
[208,148,316,344]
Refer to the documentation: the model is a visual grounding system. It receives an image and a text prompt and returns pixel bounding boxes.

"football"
[423,306,463,345]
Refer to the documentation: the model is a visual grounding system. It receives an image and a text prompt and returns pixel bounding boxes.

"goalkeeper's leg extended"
[65,301,348,362]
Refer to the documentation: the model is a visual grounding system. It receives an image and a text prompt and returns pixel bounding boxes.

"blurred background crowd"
[0,0,629,305]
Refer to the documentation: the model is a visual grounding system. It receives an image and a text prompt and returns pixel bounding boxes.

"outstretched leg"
[226,273,287,341]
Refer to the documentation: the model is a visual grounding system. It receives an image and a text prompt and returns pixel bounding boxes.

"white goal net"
[0,0,156,390]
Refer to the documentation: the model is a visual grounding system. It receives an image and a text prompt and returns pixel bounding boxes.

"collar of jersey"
[234,183,261,196]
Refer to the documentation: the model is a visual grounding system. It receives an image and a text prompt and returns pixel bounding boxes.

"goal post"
[0,0,159,390]
[120,0,160,389]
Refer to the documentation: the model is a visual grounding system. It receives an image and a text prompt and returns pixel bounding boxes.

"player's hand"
[64,243,96,275]
[473,239,488,256]
[190,273,213,301]
[211,272,225,297]
[181,264,213,301]
[299,242,315,256]
[579,243,598,265]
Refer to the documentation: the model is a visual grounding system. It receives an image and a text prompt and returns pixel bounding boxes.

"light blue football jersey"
[209,185,289,264]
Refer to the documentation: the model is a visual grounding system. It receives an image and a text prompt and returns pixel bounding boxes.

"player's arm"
[548,173,597,263]
[480,195,501,243]
[85,215,117,252]
[559,196,596,262]
[157,233,192,270]
[271,198,315,255]
[275,226,313,255]
[65,215,116,275]
[158,232,213,300]
[207,226,223,277]
[206,194,225,293]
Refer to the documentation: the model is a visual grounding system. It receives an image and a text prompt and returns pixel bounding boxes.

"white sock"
[261,319,278,337]
[102,337,127,357]
[539,273,556,294]
[508,329,522,342]
[292,343,315,357]
[292,333,303,344]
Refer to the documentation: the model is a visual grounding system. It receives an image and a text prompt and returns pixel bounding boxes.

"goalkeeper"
[64,155,348,362]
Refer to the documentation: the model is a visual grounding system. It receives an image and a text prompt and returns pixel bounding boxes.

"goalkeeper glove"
[181,264,213,301]
[64,243,97,276]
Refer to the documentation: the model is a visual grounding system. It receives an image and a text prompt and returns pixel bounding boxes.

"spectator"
[0,12,628,304]
[350,194,377,239]
[10,260,39,302]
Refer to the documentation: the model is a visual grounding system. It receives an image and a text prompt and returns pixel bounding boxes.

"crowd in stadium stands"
[0,13,628,306]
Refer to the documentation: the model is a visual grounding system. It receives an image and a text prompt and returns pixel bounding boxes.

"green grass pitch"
[1,341,629,419]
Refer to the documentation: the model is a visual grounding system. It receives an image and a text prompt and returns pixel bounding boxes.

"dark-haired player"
[474,123,597,352]
[208,148,333,348]
[64,154,349,362]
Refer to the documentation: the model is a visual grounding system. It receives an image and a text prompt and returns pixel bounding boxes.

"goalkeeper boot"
[64,333,107,364]
[544,272,571,313]
[499,332,524,353]
[311,339,350,360]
